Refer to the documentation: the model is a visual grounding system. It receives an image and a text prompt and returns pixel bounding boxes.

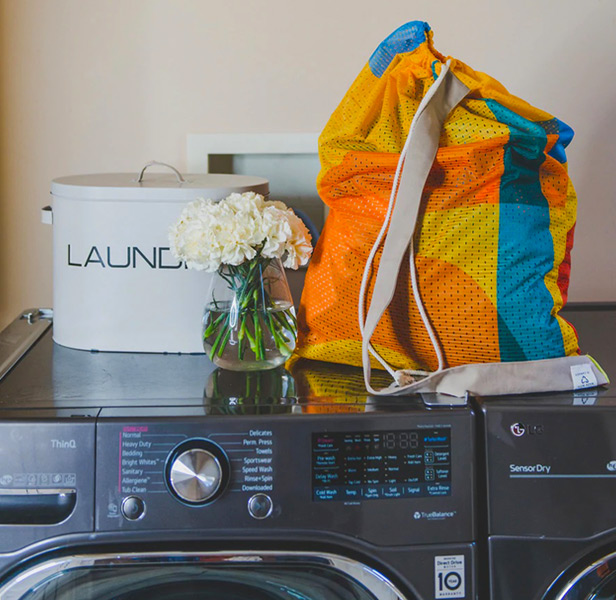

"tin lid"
[51,168,269,202]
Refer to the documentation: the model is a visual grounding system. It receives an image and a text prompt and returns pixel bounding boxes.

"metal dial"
[169,448,223,504]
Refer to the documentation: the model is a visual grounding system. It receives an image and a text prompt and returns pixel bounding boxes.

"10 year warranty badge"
[435,555,465,598]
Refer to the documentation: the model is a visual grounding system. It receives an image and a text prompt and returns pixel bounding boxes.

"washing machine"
[0,310,477,599]
[478,304,616,599]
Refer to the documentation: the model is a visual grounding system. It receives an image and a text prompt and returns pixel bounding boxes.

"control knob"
[166,440,229,506]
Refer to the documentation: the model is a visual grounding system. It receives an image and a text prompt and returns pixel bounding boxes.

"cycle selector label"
[118,426,174,495]
[117,426,275,497]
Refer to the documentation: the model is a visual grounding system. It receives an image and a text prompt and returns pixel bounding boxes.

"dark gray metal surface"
[481,306,616,538]
[0,420,95,553]
[0,309,52,382]
[0,331,217,409]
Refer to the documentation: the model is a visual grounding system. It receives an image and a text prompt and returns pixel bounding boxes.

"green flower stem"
[217,327,231,358]
[287,310,297,327]
[259,322,267,359]
[272,309,296,337]
[203,312,226,338]
[239,260,261,291]
[252,312,263,361]
[208,313,230,360]
[238,315,247,360]
[268,312,290,354]
[244,321,258,356]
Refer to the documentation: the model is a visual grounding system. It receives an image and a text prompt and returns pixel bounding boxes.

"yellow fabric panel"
[417,204,499,304]
[450,59,554,123]
[441,99,510,147]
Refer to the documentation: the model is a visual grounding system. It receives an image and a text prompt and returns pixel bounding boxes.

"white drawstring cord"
[408,241,445,372]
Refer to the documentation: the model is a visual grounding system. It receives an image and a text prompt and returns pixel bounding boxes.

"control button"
[121,496,146,521]
[165,440,230,506]
[248,493,273,519]
[169,448,222,504]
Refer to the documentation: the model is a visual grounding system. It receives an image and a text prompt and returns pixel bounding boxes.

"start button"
[247,493,273,520]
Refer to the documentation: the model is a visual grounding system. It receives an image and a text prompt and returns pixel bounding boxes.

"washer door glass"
[587,572,616,599]
[553,551,616,600]
[4,555,408,600]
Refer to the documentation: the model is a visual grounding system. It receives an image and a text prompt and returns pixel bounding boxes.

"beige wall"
[1,0,615,330]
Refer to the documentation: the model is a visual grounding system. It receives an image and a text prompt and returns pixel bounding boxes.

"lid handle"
[137,161,186,184]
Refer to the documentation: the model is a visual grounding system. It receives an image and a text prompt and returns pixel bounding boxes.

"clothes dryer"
[478,304,616,599]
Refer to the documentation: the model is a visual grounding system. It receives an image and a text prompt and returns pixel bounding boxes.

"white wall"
[1,0,615,329]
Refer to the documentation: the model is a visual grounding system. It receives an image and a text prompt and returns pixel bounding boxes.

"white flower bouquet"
[169,192,313,369]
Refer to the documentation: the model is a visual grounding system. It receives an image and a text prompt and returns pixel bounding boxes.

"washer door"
[551,551,616,599]
[0,551,411,600]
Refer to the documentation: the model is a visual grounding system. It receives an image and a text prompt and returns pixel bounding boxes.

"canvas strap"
[358,61,609,397]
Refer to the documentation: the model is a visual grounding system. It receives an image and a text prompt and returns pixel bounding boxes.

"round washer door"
[551,551,616,599]
[0,551,412,600]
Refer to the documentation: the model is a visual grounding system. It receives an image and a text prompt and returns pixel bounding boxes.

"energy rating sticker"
[435,555,465,598]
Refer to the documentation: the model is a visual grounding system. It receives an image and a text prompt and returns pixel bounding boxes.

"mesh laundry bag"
[295,21,608,396]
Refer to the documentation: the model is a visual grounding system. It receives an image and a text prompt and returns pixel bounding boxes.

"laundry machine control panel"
[312,428,452,502]
[95,409,475,546]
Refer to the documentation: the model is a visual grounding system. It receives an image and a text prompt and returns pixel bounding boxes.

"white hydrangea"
[260,205,293,259]
[169,192,313,271]
[283,211,313,269]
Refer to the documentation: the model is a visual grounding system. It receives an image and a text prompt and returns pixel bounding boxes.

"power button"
[247,493,273,519]
[121,496,146,521]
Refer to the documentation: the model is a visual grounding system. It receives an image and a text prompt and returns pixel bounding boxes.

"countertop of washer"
[0,304,612,415]
[0,321,468,416]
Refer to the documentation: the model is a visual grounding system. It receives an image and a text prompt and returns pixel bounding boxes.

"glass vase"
[202,257,297,371]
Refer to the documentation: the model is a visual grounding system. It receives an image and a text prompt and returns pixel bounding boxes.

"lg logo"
[510,423,525,437]
[510,423,544,437]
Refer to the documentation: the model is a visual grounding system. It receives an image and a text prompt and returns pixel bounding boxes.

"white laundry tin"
[46,162,269,353]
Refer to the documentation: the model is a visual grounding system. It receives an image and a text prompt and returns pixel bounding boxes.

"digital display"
[312,429,451,501]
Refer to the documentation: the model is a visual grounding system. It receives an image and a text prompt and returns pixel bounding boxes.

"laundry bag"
[295,21,608,396]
